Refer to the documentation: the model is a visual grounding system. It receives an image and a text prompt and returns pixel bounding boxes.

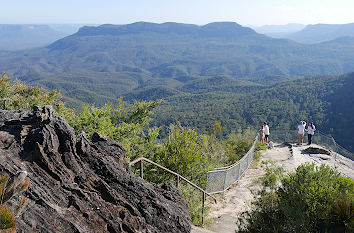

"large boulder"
[0,106,191,233]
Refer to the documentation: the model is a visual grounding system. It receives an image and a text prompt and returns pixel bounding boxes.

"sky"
[1,0,354,26]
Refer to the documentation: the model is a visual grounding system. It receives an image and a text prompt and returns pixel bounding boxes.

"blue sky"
[1,0,354,26]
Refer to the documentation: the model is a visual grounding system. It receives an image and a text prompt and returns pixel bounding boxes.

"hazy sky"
[1,0,354,26]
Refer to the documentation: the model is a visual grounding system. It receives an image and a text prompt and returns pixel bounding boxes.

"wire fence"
[206,129,353,194]
[206,135,258,194]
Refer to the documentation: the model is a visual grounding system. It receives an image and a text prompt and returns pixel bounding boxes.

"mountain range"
[0,21,354,152]
[286,23,354,44]
[2,22,354,92]
[254,23,354,44]
[252,23,306,38]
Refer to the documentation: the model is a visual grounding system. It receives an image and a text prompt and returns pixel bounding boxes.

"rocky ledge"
[0,106,191,233]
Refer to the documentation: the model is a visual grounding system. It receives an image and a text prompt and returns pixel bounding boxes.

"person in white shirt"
[263,122,270,143]
[298,121,306,145]
[306,122,316,145]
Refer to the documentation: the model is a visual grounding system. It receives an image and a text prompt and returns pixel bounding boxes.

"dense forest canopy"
[152,73,354,152]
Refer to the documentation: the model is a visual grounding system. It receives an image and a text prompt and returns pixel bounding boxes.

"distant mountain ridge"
[286,23,354,43]
[252,23,306,38]
[74,22,256,38]
[1,21,354,105]
[2,21,354,80]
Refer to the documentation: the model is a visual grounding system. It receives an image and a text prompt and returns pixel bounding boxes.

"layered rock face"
[0,106,191,233]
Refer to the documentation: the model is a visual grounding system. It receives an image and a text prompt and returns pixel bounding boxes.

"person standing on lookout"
[259,125,265,143]
[306,122,316,145]
[298,121,306,145]
[263,122,270,143]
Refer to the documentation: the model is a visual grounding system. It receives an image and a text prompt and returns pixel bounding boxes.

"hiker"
[306,122,316,145]
[263,122,270,143]
[297,121,306,145]
[259,125,265,143]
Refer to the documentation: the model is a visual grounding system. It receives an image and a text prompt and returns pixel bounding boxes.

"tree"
[155,125,211,186]
[208,121,223,137]
[67,98,163,161]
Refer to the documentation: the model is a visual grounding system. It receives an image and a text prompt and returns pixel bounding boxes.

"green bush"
[0,173,30,232]
[58,98,163,162]
[260,161,284,191]
[0,73,60,110]
[0,205,16,233]
[223,129,254,165]
[238,163,354,233]
[199,134,227,168]
[255,142,267,152]
[251,142,267,166]
[180,184,210,226]
[155,125,211,187]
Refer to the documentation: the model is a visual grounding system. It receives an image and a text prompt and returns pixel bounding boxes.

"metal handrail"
[129,157,217,225]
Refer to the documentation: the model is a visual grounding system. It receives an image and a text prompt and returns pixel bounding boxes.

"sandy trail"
[199,143,354,233]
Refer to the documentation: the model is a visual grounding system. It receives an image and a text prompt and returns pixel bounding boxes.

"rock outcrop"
[0,106,191,233]
[303,147,331,155]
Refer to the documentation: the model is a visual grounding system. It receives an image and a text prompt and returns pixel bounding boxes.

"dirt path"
[195,143,354,233]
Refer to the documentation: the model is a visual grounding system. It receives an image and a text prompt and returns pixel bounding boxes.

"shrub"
[199,134,227,167]
[260,160,284,191]
[0,205,16,233]
[155,125,211,187]
[238,163,354,233]
[0,173,30,232]
[255,142,267,152]
[60,98,162,161]
[179,184,210,226]
[0,72,60,110]
[223,129,254,165]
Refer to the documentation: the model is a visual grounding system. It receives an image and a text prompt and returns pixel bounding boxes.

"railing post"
[285,131,288,143]
[140,159,144,179]
[331,137,338,160]
[176,175,180,188]
[202,191,205,225]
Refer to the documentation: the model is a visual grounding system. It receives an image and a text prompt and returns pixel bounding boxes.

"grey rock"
[303,147,331,155]
[0,106,191,233]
